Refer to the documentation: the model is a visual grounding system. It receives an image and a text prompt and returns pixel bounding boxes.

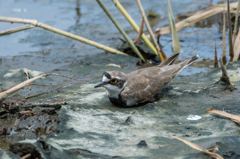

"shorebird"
[94,53,199,107]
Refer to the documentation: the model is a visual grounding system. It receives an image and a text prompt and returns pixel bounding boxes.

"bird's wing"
[121,55,199,104]
[121,72,172,103]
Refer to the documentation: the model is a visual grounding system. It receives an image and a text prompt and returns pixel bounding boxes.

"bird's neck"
[106,89,122,98]
[106,82,127,99]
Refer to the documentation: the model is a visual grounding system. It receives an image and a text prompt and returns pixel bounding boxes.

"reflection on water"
[75,0,81,25]
[193,59,214,68]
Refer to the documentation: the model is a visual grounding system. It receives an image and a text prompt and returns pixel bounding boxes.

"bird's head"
[94,71,127,98]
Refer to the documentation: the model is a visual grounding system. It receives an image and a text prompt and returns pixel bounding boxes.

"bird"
[94,53,199,107]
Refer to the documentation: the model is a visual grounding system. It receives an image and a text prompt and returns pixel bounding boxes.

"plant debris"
[207,109,240,124]
[170,135,223,159]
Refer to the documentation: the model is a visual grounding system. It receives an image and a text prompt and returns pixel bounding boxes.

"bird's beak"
[94,82,104,88]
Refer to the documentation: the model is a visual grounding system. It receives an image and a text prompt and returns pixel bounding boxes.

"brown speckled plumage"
[95,54,199,107]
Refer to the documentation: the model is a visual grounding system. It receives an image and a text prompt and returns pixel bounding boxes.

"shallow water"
[0,0,229,75]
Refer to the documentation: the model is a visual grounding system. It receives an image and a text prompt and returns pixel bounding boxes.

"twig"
[112,0,162,59]
[233,27,240,61]
[207,109,240,123]
[0,16,128,56]
[227,0,234,61]
[21,154,31,159]
[232,0,240,44]
[133,17,144,45]
[25,85,65,99]
[0,73,83,100]
[214,44,219,68]
[222,7,227,65]
[0,25,35,36]
[23,68,31,90]
[219,58,236,91]
[47,73,82,81]
[96,0,146,62]
[0,74,46,100]
[136,0,166,61]
[170,136,223,159]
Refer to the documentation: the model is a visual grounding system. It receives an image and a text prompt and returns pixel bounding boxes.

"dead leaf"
[170,135,223,159]
[19,110,36,116]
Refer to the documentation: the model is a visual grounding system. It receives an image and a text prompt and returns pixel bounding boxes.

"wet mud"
[0,0,240,158]
[0,96,66,153]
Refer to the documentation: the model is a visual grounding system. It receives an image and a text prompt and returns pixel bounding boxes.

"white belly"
[126,98,137,106]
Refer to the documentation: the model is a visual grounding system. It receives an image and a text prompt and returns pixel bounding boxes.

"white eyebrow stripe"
[102,76,110,82]
[115,76,122,80]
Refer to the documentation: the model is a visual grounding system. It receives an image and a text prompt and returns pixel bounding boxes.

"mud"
[0,96,66,152]
[0,0,240,158]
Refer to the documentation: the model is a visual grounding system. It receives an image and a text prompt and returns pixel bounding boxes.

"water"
[0,0,228,75]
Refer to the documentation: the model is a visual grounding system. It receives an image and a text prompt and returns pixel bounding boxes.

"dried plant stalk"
[0,74,46,100]
[233,27,240,61]
[112,0,162,59]
[136,0,166,61]
[97,0,145,62]
[167,0,181,54]
[171,136,223,159]
[230,116,240,124]
[21,153,31,159]
[0,25,35,36]
[222,12,227,65]
[207,109,240,123]
[214,44,219,68]
[232,0,240,44]
[133,17,144,45]
[219,58,236,91]
[0,16,128,56]
[152,2,238,36]
[227,0,234,62]
[0,73,80,100]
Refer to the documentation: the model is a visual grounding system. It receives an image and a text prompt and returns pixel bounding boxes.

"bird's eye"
[110,78,117,84]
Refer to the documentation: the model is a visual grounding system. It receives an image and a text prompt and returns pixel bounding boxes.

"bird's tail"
[172,55,200,78]
[158,53,180,67]
[187,55,200,66]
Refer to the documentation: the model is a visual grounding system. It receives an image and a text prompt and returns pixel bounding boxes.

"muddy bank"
[1,59,239,159]
[0,96,66,152]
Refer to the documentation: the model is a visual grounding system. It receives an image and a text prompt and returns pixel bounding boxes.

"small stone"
[137,140,148,147]
[125,116,131,123]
